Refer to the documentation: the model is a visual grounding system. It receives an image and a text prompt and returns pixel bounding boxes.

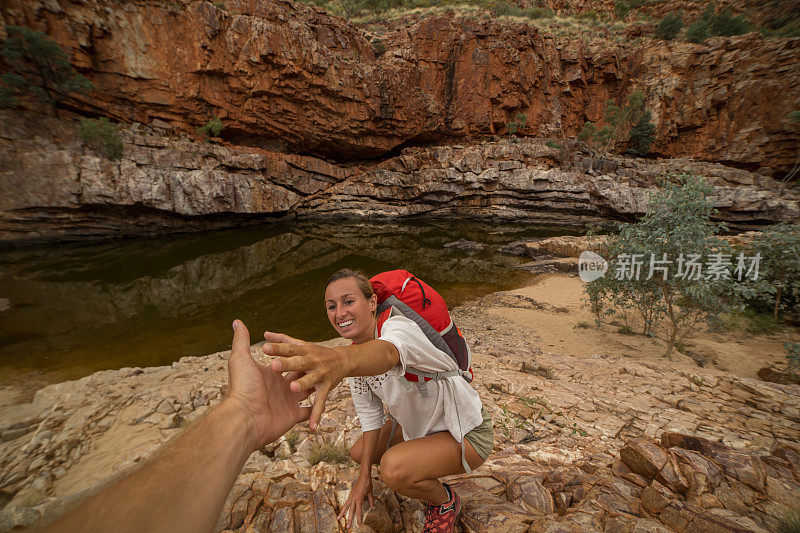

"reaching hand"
[338,475,374,528]
[227,320,312,451]
[263,331,348,432]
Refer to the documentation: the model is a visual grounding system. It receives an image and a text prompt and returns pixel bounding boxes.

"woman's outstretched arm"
[263,334,399,431]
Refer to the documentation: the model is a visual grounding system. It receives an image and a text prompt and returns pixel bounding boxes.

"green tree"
[627,110,656,156]
[585,175,734,358]
[578,90,650,154]
[747,223,800,320]
[655,12,683,40]
[0,25,94,116]
[76,117,124,160]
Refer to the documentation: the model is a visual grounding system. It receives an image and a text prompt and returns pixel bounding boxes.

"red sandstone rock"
[2,0,798,174]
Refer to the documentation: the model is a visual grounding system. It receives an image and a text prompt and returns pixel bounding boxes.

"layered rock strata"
[2,112,798,245]
[1,295,798,531]
[1,1,798,174]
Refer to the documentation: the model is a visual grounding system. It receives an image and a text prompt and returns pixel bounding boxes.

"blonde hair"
[325,268,374,300]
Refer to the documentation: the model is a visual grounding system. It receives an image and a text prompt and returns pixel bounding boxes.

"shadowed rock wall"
[1,112,798,244]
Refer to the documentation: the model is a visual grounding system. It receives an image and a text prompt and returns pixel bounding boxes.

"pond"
[0,220,577,390]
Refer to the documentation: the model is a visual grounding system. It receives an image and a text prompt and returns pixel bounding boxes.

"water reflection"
[0,220,574,385]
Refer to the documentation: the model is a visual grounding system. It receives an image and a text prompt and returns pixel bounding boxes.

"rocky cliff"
[1,0,799,244]
[3,1,799,170]
[1,111,798,244]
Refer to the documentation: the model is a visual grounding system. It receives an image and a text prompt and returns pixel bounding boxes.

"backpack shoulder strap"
[377,295,457,362]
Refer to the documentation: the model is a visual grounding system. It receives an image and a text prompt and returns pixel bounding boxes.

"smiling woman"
[275,267,495,532]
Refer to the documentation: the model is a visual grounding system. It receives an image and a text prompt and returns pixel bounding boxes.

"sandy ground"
[489,273,799,380]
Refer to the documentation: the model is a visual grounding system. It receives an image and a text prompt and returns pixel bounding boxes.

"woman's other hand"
[263,332,349,432]
[337,474,374,528]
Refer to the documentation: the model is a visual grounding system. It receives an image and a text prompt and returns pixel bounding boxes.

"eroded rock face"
[1,1,798,173]
[1,296,798,532]
[2,112,797,244]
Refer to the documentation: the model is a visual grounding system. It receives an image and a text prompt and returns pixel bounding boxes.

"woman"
[265,269,493,532]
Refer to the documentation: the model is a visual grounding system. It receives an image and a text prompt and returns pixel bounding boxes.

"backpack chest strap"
[401,368,471,398]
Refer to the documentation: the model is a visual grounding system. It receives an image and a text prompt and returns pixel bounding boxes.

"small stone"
[156,399,175,414]
[620,439,668,479]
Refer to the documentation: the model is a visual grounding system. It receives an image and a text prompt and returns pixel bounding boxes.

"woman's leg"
[378,431,485,504]
[349,418,405,466]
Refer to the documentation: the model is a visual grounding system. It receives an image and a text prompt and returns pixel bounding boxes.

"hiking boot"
[423,483,461,533]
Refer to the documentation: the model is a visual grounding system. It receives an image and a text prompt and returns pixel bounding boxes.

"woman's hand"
[337,474,374,528]
[263,331,350,432]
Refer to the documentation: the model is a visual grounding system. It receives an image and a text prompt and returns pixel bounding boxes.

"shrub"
[0,25,94,116]
[527,7,554,19]
[686,4,750,42]
[77,117,124,159]
[308,441,350,465]
[371,38,386,56]
[786,343,800,376]
[507,112,527,135]
[686,19,710,42]
[614,0,630,19]
[579,90,649,154]
[654,12,683,40]
[283,429,300,451]
[627,110,656,156]
[546,139,563,150]
[617,324,636,335]
[198,115,224,137]
[710,7,749,36]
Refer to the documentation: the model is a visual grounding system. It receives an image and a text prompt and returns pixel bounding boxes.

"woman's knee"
[379,450,413,490]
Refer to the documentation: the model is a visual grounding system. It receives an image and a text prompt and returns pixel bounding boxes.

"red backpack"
[371,270,473,397]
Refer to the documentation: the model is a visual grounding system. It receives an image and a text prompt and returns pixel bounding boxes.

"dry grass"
[308,441,351,466]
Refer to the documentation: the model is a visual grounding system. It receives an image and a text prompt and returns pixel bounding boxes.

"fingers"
[264,331,305,345]
[309,383,331,432]
[355,499,362,526]
[348,501,356,528]
[286,371,323,393]
[368,491,374,510]
[231,320,252,359]
[283,371,304,382]
[336,498,350,521]
[268,354,311,373]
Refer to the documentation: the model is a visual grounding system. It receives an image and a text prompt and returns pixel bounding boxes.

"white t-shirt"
[348,310,483,443]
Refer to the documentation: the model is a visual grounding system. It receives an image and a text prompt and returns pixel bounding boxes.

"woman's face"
[324,277,377,344]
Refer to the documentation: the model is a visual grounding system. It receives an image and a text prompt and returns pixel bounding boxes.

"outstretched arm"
[41,321,311,533]
[263,333,399,431]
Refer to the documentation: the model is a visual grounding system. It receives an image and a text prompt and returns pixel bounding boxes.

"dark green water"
[0,220,574,388]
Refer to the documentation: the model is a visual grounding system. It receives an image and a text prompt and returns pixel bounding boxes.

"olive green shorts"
[464,406,494,460]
